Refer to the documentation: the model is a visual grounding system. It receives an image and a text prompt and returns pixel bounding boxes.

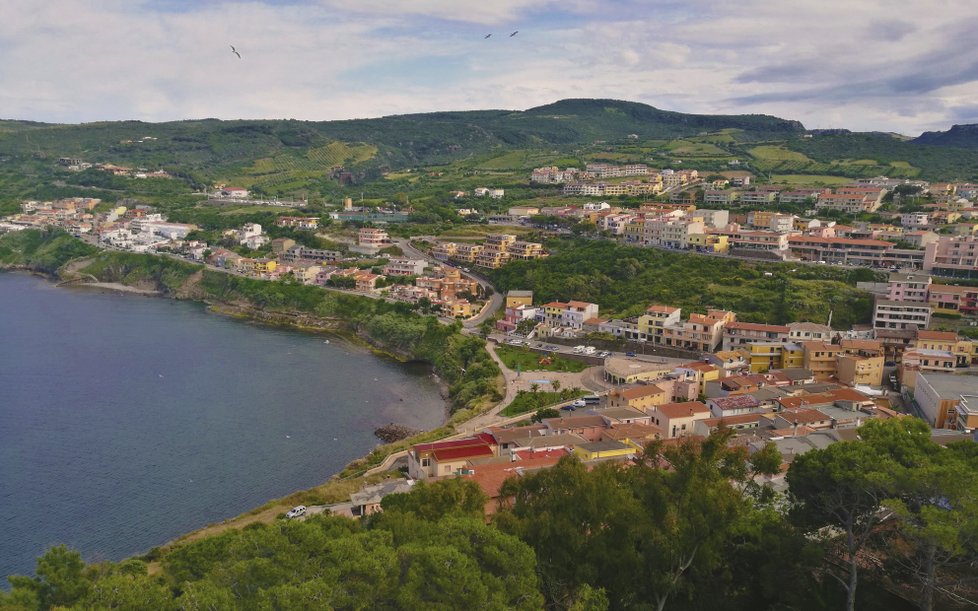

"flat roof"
[917,372,978,398]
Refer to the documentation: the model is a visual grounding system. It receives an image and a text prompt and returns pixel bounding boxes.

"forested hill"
[3,98,978,203]
[914,123,978,149]
[0,99,802,170]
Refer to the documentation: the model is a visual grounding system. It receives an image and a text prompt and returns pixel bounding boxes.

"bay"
[0,273,446,579]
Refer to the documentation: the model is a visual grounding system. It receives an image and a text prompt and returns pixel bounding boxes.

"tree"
[787,435,899,611]
[530,382,540,393]
[380,478,487,521]
[25,545,91,609]
[531,407,560,423]
[496,433,763,610]
[551,380,562,394]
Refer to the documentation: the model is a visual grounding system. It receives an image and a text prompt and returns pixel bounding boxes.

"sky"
[2,0,977,135]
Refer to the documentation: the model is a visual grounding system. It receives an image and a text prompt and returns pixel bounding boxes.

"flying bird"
[484,33,492,39]
[229,44,241,58]
[510,31,519,37]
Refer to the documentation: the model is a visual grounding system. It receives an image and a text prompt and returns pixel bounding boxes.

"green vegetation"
[488,239,879,328]
[494,344,588,373]
[2,480,543,610]
[500,388,588,417]
[0,228,98,274]
[4,419,976,610]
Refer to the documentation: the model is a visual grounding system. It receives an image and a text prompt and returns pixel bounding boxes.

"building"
[788,322,833,342]
[923,235,978,278]
[505,290,534,308]
[914,372,978,430]
[357,227,390,248]
[649,401,712,438]
[382,259,427,277]
[275,216,320,230]
[873,299,932,331]
[721,322,791,351]
[407,436,496,479]
[606,385,668,412]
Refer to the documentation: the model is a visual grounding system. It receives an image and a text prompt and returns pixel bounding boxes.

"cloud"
[0,0,977,134]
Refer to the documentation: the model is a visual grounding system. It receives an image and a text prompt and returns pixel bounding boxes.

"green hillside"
[2,98,978,211]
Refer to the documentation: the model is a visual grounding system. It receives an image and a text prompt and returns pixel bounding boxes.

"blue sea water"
[0,273,446,579]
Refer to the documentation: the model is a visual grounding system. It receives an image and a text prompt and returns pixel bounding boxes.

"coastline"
[0,257,501,560]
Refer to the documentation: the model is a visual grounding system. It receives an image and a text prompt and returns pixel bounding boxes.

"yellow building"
[505,290,534,308]
[607,384,668,412]
[253,258,278,274]
[837,354,884,386]
[687,232,730,253]
[443,299,474,318]
[802,342,844,381]
[574,440,636,461]
[746,342,783,373]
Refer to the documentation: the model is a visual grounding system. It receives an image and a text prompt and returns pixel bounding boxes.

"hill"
[914,123,978,149]
[2,98,978,209]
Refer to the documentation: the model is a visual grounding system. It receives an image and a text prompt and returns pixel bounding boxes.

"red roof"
[414,437,490,453]
[788,235,893,248]
[432,445,495,462]
[726,322,790,333]
[656,401,710,418]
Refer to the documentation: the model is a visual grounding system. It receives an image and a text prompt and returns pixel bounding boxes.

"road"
[395,238,504,328]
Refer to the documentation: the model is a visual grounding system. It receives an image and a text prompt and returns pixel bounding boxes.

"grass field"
[495,344,588,373]
[770,174,854,186]
[749,145,813,163]
[437,225,538,240]
[666,139,729,156]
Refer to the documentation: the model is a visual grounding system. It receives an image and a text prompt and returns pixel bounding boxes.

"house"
[693,412,764,437]
[358,227,390,248]
[772,408,834,431]
[601,423,662,450]
[722,322,791,351]
[592,406,653,426]
[542,415,608,442]
[574,440,636,461]
[407,436,497,479]
[707,394,762,418]
[648,401,712,438]
[787,322,833,342]
[355,272,382,291]
[606,384,669,411]
[443,299,474,318]
[349,479,415,516]
[275,216,320,230]
[505,290,534,308]
[382,259,427,277]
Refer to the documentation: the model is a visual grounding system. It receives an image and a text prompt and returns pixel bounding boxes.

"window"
[421,457,430,468]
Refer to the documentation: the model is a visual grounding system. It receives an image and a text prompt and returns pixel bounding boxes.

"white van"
[286,505,307,519]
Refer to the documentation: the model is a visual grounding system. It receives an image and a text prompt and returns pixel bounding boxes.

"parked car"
[571,399,587,408]
[598,351,611,357]
[625,351,636,357]
[286,505,307,519]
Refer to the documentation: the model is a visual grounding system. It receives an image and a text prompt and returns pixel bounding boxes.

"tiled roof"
[656,401,710,418]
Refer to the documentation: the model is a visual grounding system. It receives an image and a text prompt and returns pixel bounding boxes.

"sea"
[0,272,447,579]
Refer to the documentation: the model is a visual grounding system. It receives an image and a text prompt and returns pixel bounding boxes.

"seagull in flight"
[229,44,241,59]
[484,33,492,39]
[510,31,519,37]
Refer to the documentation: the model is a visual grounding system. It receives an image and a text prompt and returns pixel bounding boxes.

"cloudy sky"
[2,0,976,134]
